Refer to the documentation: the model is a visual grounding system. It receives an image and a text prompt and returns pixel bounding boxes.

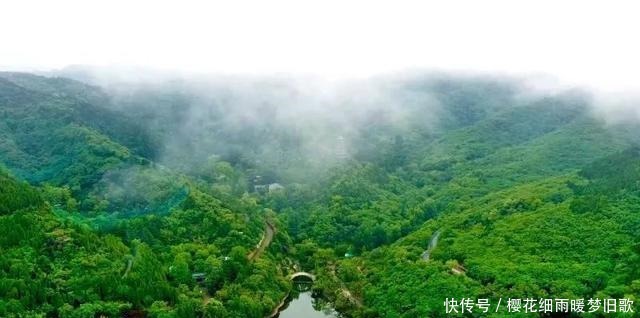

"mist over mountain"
[0,69,639,317]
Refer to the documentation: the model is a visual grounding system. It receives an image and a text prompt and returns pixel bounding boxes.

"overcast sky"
[1,0,639,91]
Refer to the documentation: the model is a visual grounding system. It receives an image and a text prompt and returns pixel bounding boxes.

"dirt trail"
[248,221,275,261]
[203,221,276,305]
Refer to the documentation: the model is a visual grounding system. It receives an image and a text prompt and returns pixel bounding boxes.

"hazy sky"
[1,0,639,90]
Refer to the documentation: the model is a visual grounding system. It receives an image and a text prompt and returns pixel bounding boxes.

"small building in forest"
[254,183,285,194]
[268,183,284,192]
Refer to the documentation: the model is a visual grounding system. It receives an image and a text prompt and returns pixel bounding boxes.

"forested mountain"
[0,73,290,317]
[0,71,638,317]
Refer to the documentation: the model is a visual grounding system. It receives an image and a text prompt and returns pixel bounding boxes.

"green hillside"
[0,72,638,317]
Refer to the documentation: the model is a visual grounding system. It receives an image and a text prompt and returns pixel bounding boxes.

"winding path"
[204,221,277,306]
[248,221,275,261]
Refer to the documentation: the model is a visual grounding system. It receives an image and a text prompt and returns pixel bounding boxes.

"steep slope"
[327,139,640,317]
[0,73,291,317]
[0,73,182,214]
[264,89,638,317]
[2,71,638,317]
[0,164,289,317]
[273,90,633,252]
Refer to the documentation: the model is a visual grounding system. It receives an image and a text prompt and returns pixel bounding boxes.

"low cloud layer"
[46,66,640,184]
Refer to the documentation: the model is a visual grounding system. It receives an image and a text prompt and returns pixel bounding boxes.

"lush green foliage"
[0,73,290,317]
[1,71,639,317]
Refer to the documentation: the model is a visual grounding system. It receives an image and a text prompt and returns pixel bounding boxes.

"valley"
[0,71,638,317]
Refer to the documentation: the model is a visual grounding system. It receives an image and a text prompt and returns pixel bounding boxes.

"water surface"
[276,290,338,318]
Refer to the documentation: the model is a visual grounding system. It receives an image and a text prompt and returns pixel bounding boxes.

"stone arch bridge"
[289,271,315,281]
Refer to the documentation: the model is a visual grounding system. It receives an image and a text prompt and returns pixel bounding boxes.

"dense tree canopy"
[0,71,638,317]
